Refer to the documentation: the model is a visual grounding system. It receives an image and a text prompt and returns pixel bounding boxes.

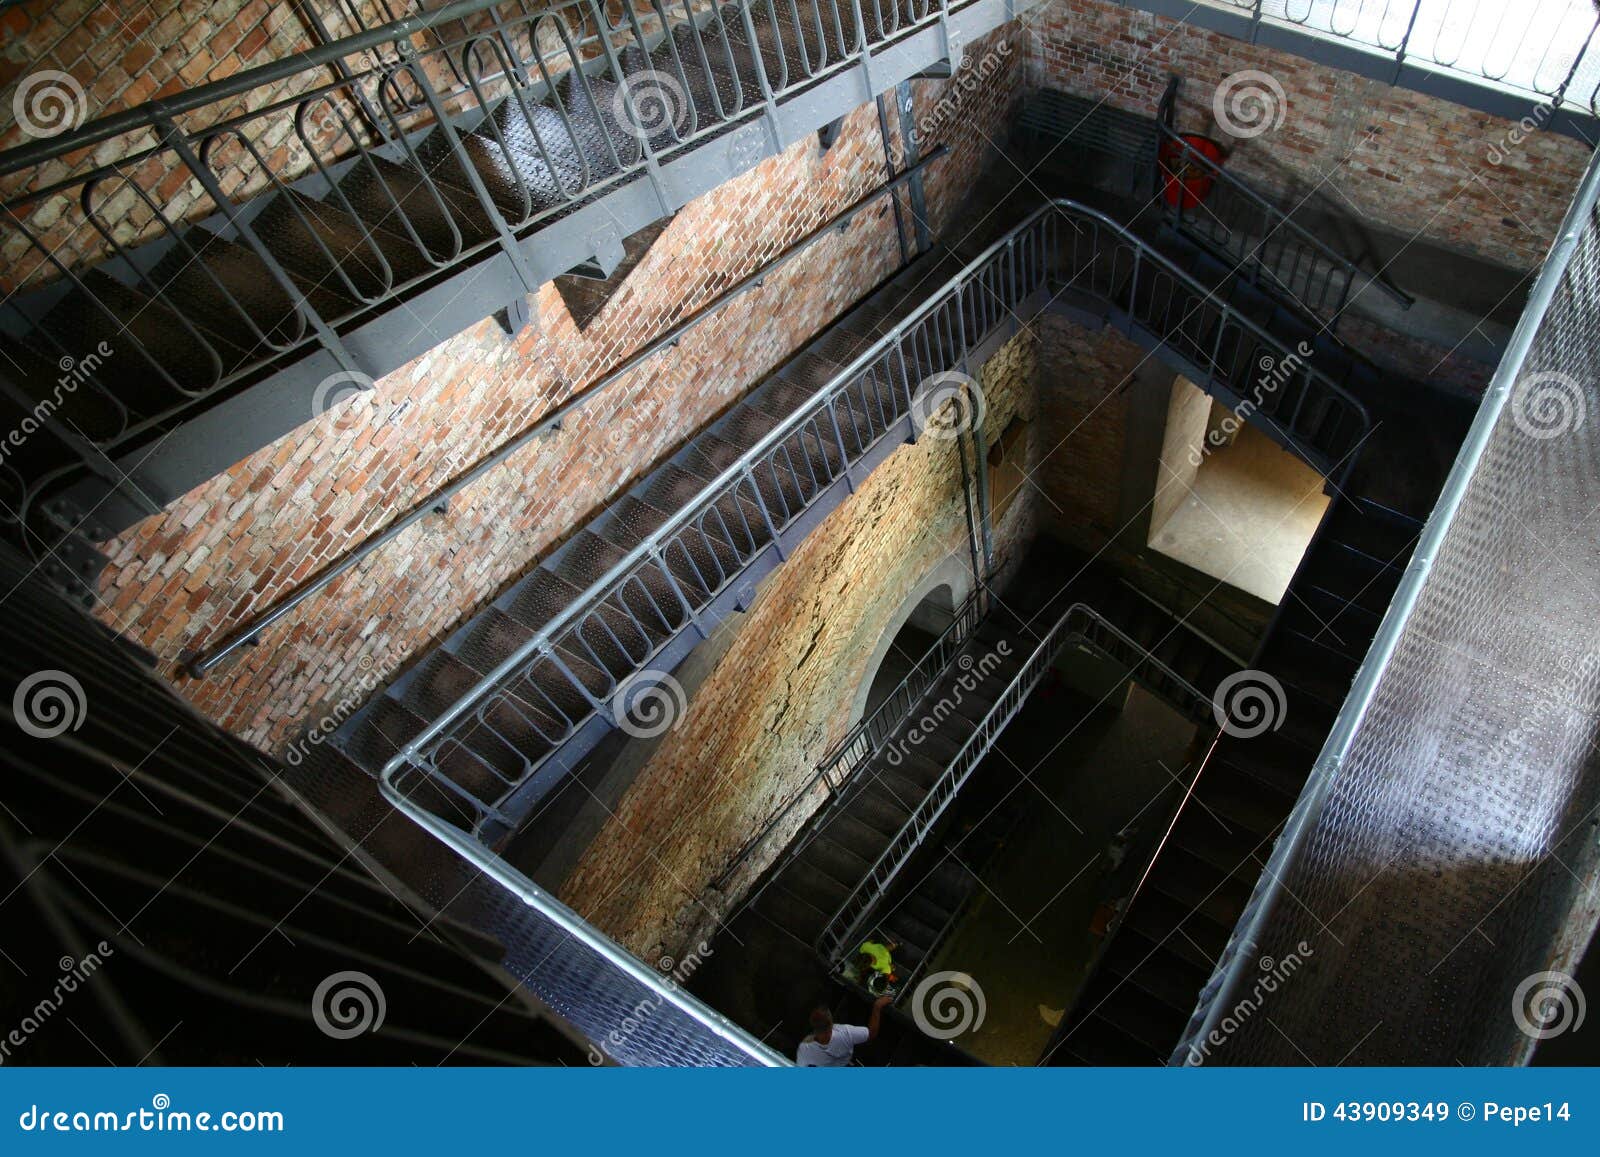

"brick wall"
[914,24,1028,239]
[1034,312,1138,554]
[1,1,712,288]
[93,106,898,750]
[558,329,1041,960]
[90,20,1026,757]
[1027,0,1592,270]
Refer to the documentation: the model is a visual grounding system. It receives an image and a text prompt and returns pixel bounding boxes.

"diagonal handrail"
[380,197,1371,834]
[1155,120,1414,319]
[814,601,1213,963]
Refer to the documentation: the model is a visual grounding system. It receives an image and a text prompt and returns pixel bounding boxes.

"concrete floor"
[1149,420,1330,604]
[920,683,1198,1065]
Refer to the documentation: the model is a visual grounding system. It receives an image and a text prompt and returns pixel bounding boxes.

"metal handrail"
[1194,0,1600,112]
[1170,113,1600,1069]
[0,0,977,538]
[815,601,1213,963]
[711,584,986,891]
[379,197,1372,835]
[1155,120,1415,319]
[186,154,945,676]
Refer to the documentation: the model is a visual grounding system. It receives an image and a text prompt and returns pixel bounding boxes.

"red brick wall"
[0,1,701,288]
[90,22,1025,757]
[1027,0,1592,270]
[559,329,1041,959]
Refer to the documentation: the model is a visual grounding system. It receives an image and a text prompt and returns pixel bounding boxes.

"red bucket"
[1159,133,1225,210]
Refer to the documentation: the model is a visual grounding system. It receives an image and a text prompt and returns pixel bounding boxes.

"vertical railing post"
[398,50,544,291]
[734,0,787,153]
[588,1,676,212]
[742,464,786,557]
[156,114,362,376]
[647,543,706,638]
[1390,0,1423,84]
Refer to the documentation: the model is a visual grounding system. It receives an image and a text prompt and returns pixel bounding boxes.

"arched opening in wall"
[860,583,957,719]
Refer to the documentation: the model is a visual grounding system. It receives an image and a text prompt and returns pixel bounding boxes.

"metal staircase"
[359,197,1372,859]
[0,0,1031,588]
[1044,400,1473,1067]
[335,245,976,838]
[809,594,1224,965]
[1152,77,1413,326]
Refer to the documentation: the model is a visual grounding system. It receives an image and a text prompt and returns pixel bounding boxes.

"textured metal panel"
[1177,149,1600,1067]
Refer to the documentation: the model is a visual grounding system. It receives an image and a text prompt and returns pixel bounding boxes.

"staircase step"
[148,233,348,350]
[754,883,830,943]
[500,568,586,633]
[491,91,609,189]
[782,860,853,916]
[414,126,554,224]
[337,154,494,259]
[803,833,872,885]
[37,271,245,402]
[252,189,431,300]
[340,695,428,773]
[1091,978,1190,1055]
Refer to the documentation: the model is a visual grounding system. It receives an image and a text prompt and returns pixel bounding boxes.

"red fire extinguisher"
[1159,133,1226,211]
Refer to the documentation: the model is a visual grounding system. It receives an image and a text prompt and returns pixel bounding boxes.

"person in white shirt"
[795,996,892,1066]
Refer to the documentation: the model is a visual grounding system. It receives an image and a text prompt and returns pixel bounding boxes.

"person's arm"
[865,994,893,1042]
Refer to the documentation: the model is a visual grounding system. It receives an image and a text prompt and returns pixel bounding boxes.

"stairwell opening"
[1147,376,1330,604]
[861,584,956,719]
[848,556,973,731]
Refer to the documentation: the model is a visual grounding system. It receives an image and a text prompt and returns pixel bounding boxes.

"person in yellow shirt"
[853,938,899,994]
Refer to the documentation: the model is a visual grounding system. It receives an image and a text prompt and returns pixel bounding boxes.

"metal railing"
[1198,0,1600,111]
[380,197,1371,839]
[1154,119,1414,322]
[186,157,942,677]
[815,601,1213,963]
[0,0,971,538]
[1171,115,1600,1069]
[712,584,987,891]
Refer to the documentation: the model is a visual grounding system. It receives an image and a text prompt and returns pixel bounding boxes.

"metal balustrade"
[1195,0,1600,111]
[815,601,1213,963]
[0,0,984,550]
[378,196,1371,843]
[1170,123,1600,1069]
[712,585,988,891]
[1153,79,1414,323]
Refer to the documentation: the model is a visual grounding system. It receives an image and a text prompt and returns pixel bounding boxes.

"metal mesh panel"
[1176,151,1600,1066]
